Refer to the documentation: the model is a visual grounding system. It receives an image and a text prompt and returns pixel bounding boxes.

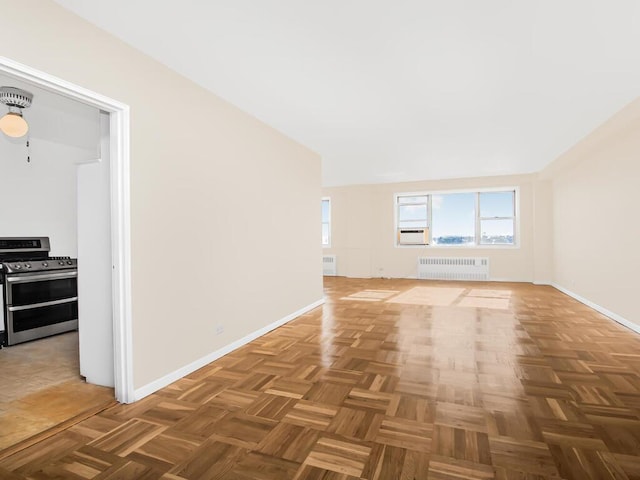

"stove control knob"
[25,263,31,268]
[14,264,21,269]
[67,260,73,265]
[42,262,48,267]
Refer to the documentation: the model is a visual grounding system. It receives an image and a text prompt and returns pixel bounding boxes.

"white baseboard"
[133,298,325,401]
[533,280,552,286]
[552,283,640,334]
[489,277,529,283]
[389,275,527,282]
[351,275,528,283]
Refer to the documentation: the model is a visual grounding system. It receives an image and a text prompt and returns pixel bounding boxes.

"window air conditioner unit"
[398,228,429,245]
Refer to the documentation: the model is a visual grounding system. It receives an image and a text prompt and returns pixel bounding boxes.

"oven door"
[5,270,78,345]
[6,270,77,306]
[7,300,78,345]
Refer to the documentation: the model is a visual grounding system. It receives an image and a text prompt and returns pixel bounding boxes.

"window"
[321,198,331,247]
[397,195,428,229]
[479,191,515,244]
[431,193,475,245]
[395,189,517,247]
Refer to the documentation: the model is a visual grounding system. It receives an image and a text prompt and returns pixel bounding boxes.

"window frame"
[477,191,516,246]
[321,197,331,248]
[396,194,430,230]
[394,187,519,249]
[430,191,477,247]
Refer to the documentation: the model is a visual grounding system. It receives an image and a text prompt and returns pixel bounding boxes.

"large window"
[395,189,516,246]
[431,193,475,245]
[322,198,331,247]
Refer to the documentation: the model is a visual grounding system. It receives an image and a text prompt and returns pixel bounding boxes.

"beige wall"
[541,97,640,328]
[532,178,554,284]
[324,174,540,282]
[0,1,323,390]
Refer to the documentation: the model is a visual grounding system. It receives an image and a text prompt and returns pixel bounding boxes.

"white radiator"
[323,255,337,276]
[418,257,489,281]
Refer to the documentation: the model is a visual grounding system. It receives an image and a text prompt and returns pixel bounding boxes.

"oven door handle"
[8,296,78,312]
[6,270,78,284]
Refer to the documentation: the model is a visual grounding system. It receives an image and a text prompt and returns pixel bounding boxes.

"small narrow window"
[321,198,331,247]
[396,195,429,245]
[479,191,515,245]
[397,195,429,229]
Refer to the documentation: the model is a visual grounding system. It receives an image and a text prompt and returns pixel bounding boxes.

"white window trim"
[477,191,517,246]
[393,187,520,249]
[396,194,429,230]
[322,197,331,248]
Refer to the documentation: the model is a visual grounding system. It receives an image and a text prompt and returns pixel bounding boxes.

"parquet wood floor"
[2,277,640,479]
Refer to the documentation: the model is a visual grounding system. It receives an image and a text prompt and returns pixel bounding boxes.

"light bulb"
[0,112,29,138]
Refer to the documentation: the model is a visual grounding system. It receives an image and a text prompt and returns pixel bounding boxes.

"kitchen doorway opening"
[0,56,134,403]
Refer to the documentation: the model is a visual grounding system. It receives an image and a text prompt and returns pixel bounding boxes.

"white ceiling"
[0,72,100,160]
[53,0,640,186]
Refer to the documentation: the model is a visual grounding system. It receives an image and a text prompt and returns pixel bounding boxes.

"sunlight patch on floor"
[380,285,512,309]
[467,289,512,299]
[458,296,511,310]
[385,286,465,306]
[341,290,400,302]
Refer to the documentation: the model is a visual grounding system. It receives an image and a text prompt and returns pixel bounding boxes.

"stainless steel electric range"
[0,237,78,346]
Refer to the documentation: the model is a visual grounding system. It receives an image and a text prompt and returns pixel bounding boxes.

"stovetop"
[0,238,77,274]
[1,256,77,274]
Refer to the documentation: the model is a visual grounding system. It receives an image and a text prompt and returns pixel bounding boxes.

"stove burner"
[0,239,77,274]
[1,258,77,273]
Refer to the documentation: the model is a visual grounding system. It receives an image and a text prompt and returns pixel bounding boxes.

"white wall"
[0,0,323,392]
[323,174,537,282]
[77,112,114,387]
[0,137,93,256]
[0,74,100,256]
[541,97,640,329]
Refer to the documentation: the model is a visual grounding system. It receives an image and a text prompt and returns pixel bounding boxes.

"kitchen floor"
[0,331,114,452]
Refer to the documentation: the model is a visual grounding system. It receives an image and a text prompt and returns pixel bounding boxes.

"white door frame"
[0,56,134,403]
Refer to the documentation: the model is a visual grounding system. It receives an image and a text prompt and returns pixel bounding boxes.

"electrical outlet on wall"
[215,324,224,335]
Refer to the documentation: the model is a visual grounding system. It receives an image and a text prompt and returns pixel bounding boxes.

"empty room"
[0,1,639,479]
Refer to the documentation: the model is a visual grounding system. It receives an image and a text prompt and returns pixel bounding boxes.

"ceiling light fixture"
[0,86,33,138]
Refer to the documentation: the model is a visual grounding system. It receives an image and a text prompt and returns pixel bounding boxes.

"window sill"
[394,244,520,250]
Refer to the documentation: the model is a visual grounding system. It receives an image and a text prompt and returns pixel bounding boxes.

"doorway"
[0,56,133,403]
